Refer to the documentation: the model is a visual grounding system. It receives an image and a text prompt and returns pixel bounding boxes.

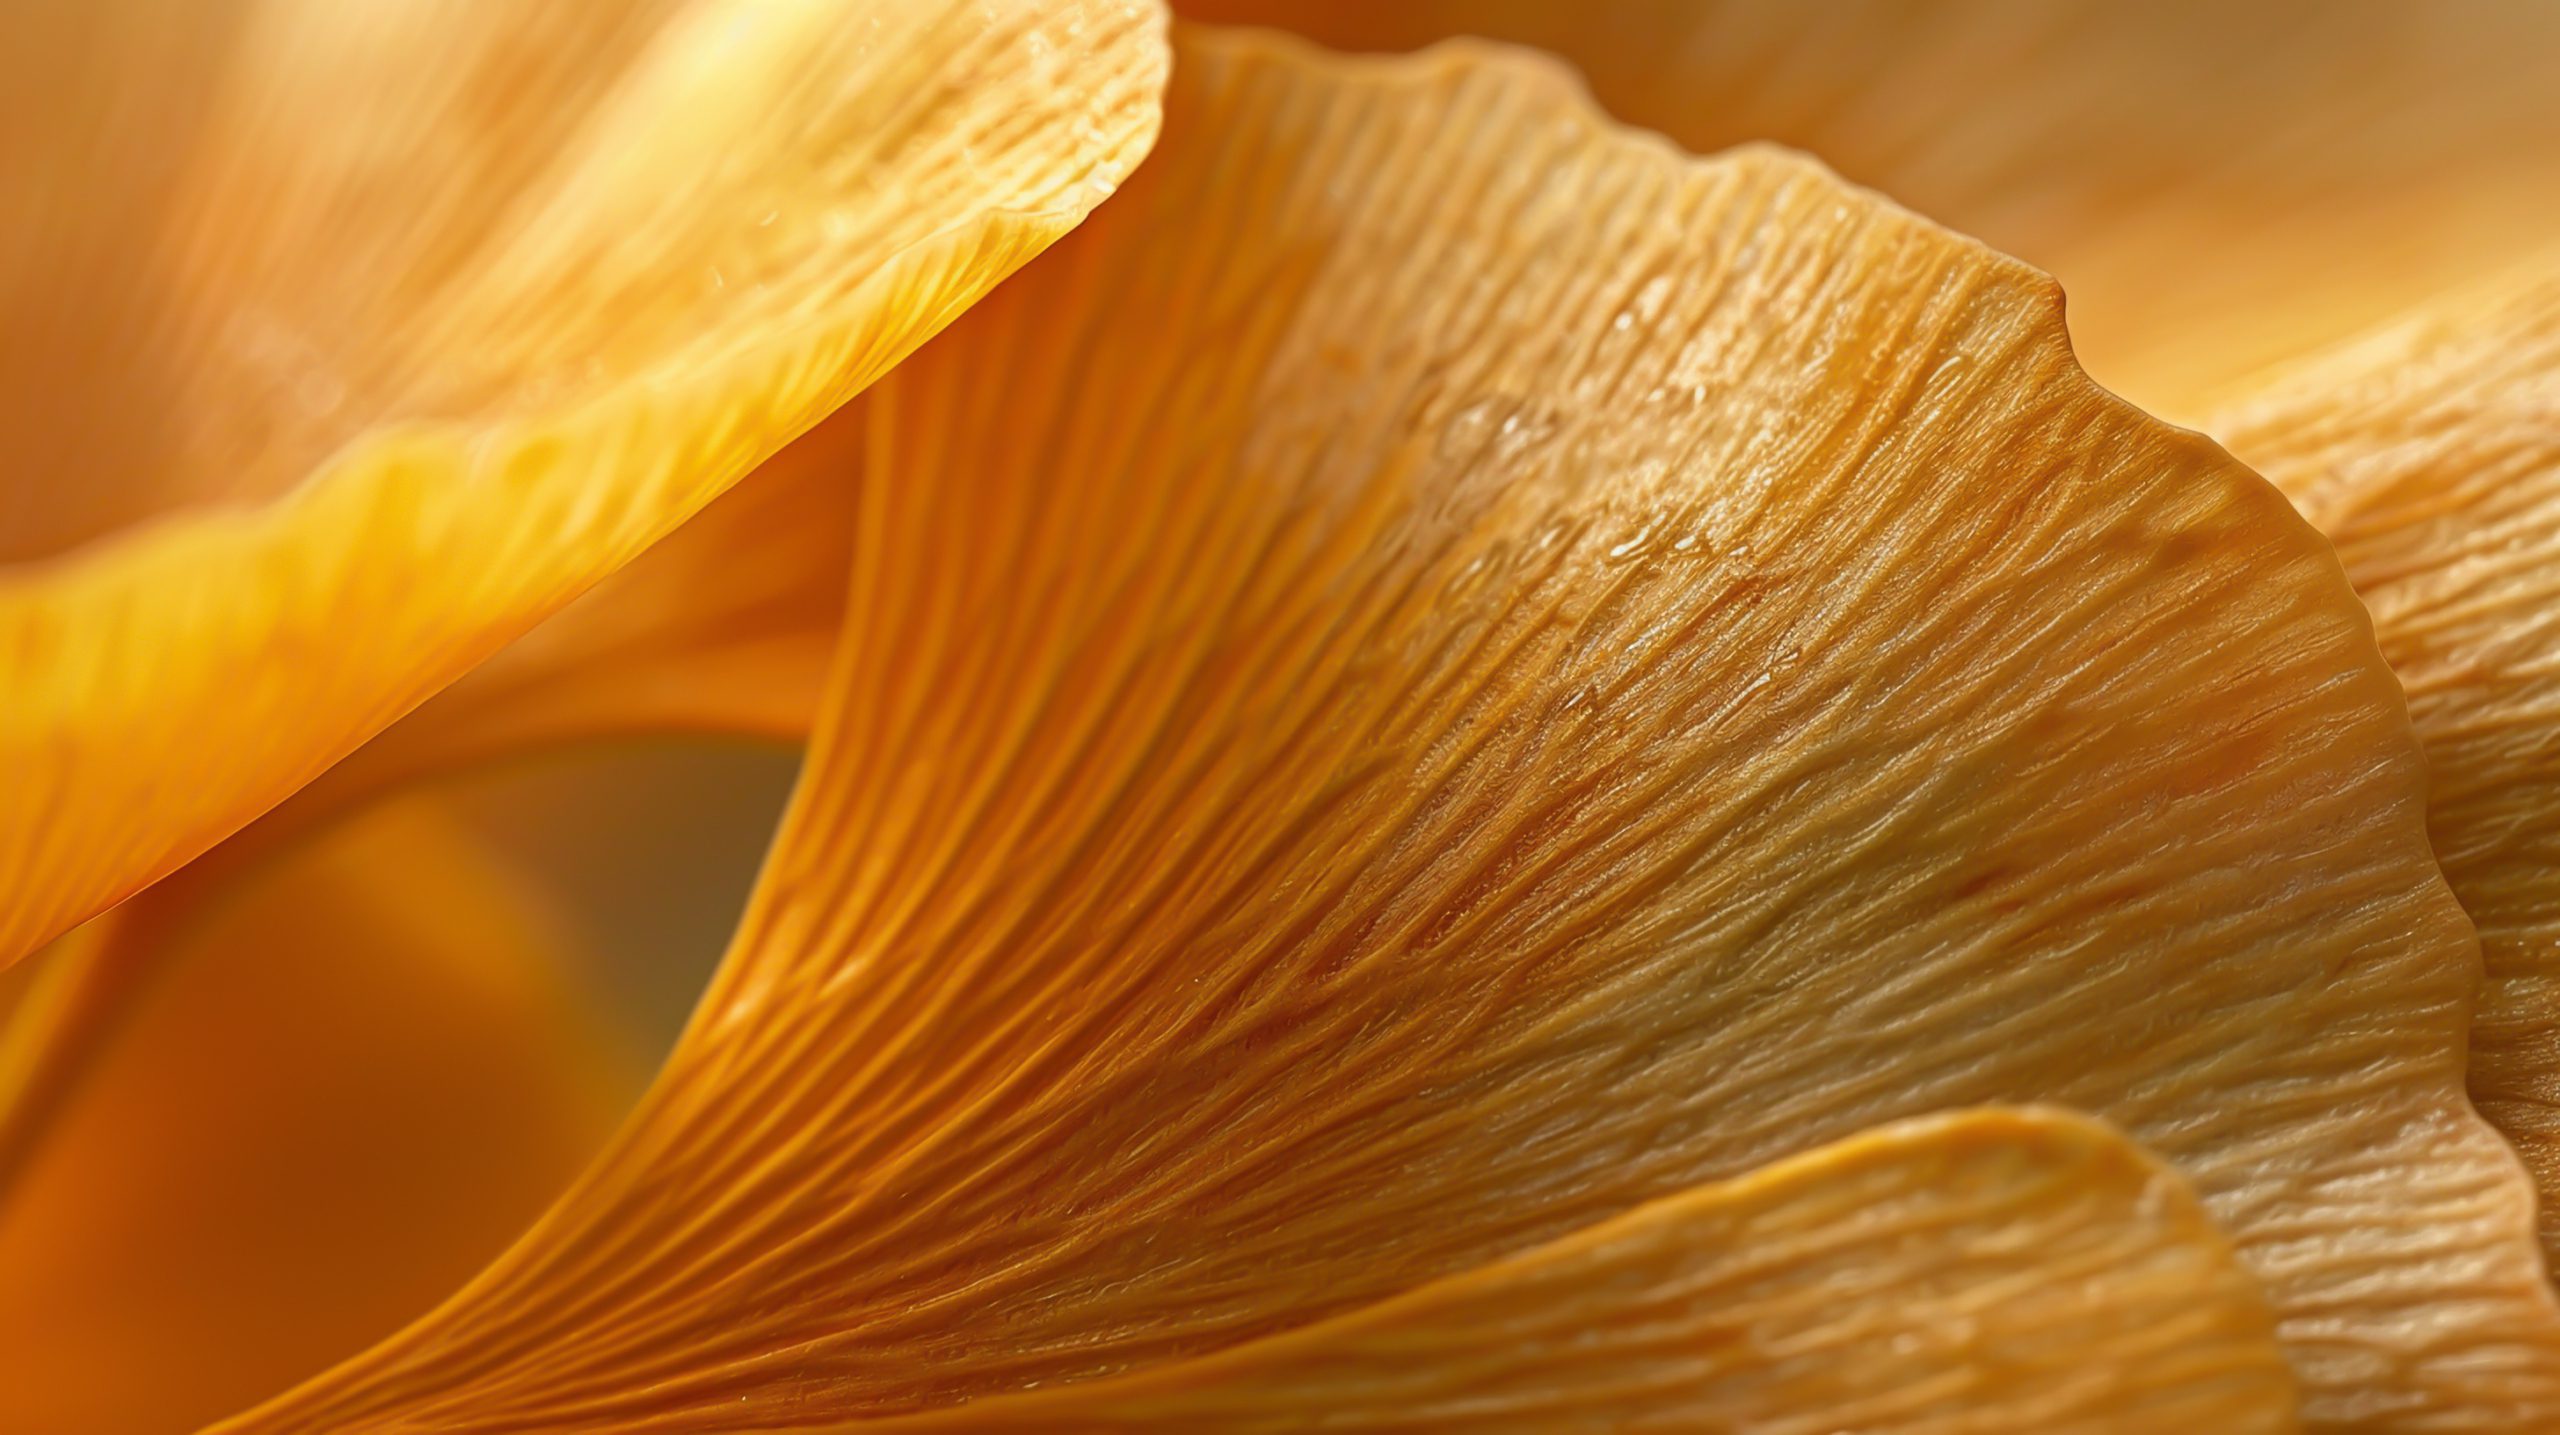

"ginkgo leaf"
[0,0,1168,969]
[1178,0,2560,425]
[0,804,634,1435]
[215,29,2560,1434]
[841,1109,2297,1434]
[2210,267,2560,1263]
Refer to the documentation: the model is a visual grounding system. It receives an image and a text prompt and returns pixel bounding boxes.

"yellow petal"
[0,803,634,1435]
[2209,267,2560,1263]
[0,0,1169,967]
[855,1110,2296,1434]
[218,30,2559,1432]
[318,420,864,793]
[1177,0,2560,424]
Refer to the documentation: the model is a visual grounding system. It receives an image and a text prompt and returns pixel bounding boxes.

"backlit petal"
[0,0,1168,967]
[2211,267,2560,1263]
[217,31,2560,1432]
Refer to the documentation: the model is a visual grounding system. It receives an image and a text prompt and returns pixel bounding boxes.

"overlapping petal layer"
[0,0,1168,967]
[216,30,2560,1434]
[332,0,2560,763]
[0,807,633,1434]
[1178,0,2560,424]
[845,1110,2295,1434]
[2211,270,2560,1260]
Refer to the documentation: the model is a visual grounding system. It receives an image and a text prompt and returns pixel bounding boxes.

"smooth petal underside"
[848,1110,2295,1434]
[217,30,2560,1434]
[0,806,633,1434]
[0,0,1168,967]
[1177,0,2560,425]
[2211,269,2560,1262]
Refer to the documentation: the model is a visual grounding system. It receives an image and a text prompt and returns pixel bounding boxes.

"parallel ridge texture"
[853,1110,2298,1434]
[220,30,2560,1434]
[1179,0,2560,424]
[0,0,1168,967]
[2215,270,2560,1261]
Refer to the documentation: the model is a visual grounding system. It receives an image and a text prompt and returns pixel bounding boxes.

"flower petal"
[0,0,1169,967]
[853,1110,2296,1434]
[0,804,634,1435]
[218,30,2560,1432]
[2210,266,2560,1263]
[326,419,865,787]
[1178,0,2560,424]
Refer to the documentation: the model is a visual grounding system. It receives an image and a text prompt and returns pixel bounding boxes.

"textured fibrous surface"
[361,0,2560,762]
[218,29,2560,1434]
[1180,0,2560,424]
[2213,270,2560,1261]
[0,809,630,1434]
[0,0,1168,968]
[843,1110,2296,1433]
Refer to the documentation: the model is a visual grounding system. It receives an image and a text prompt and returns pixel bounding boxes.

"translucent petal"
[217,31,2560,1432]
[0,0,1169,966]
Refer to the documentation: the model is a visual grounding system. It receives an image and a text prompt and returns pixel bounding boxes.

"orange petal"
[0,803,634,1435]
[217,30,2559,1432]
[1177,0,2560,425]
[0,0,1169,967]
[311,422,864,795]
[2210,266,2560,1264]
[855,1110,2296,1434]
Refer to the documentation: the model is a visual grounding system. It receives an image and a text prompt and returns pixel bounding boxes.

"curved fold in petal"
[2211,266,2560,1263]
[1178,0,2560,425]
[333,0,2560,770]
[850,1109,2297,1434]
[321,420,863,791]
[217,30,2560,1433]
[0,0,1169,967]
[0,805,634,1435]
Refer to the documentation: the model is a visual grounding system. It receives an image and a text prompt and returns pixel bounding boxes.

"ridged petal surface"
[0,807,632,1434]
[218,31,2560,1433]
[846,1109,2296,1434]
[2212,270,2560,1262]
[1179,0,2560,424]
[0,0,1167,967]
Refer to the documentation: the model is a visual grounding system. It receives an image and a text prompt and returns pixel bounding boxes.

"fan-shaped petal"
[217,30,2560,1433]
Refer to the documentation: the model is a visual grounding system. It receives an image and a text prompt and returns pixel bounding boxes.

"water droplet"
[1438,397,1503,460]
[1607,524,1655,561]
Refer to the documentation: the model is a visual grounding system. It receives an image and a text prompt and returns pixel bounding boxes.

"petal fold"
[0,0,1169,966]
[219,29,2560,1433]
